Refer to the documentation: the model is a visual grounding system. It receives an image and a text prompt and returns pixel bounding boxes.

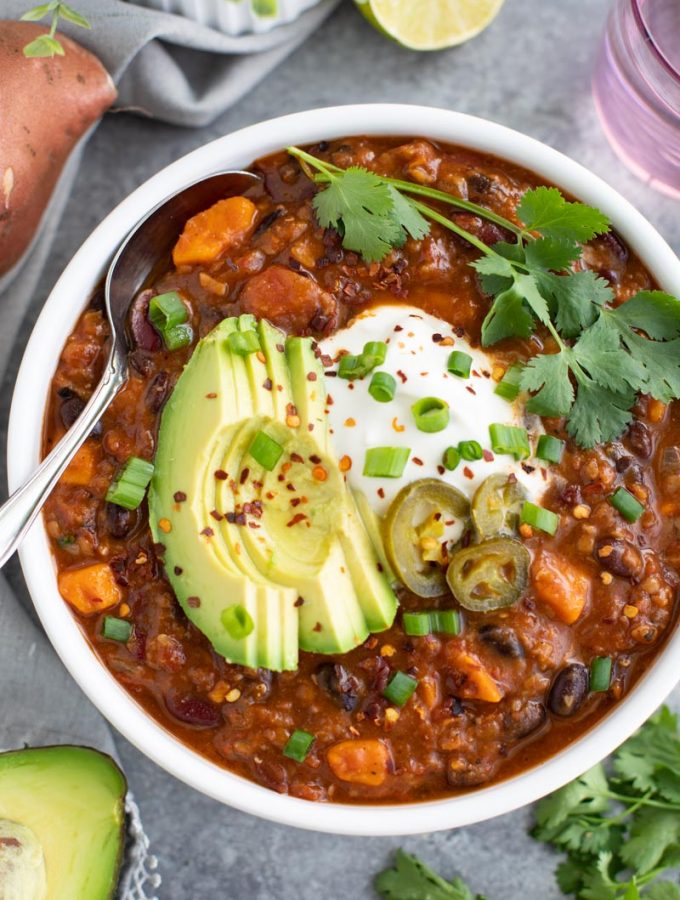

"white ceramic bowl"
[127,0,322,35]
[9,105,680,836]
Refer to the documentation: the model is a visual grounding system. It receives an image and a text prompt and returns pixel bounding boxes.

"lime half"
[356,0,506,51]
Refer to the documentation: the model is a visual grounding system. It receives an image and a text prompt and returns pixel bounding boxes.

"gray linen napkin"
[0,1,336,893]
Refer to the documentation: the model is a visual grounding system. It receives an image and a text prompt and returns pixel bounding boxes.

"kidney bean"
[597,230,629,262]
[548,663,589,717]
[129,290,161,352]
[105,502,137,540]
[478,624,524,659]
[145,371,170,414]
[165,692,221,728]
[595,537,644,580]
[626,421,653,459]
[315,663,361,711]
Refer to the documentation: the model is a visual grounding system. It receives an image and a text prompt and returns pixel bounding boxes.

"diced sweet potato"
[448,651,503,703]
[172,196,257,267]
[58,563,123,615]
[239,265,337,334]
[532,551,590,625]
[326,739,391,786]
[60,442,98,486]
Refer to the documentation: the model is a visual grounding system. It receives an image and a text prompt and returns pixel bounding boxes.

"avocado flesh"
[150,316,398,670]
[0,746,126,900]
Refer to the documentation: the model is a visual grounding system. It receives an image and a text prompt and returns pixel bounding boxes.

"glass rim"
[631,0,680,83]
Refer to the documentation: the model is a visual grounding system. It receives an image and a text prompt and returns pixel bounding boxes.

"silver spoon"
[0,170,260,568]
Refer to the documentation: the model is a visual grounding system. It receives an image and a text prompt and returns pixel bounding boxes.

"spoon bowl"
[0,169,260,568]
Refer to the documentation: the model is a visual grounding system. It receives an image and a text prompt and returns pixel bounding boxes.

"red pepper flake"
[287,513,308,528]
[522,463,536,474]
[201,527,214,537]
[326,393,334,405]
[294,596,305,607]
[463,466,474,480]
[210,509,224,521]
[173,491,187,502]
[482,449,495,462]
[214,469,228,480]
[412,457,424,466]
[307,372,317,381]
[396,369,407,383]
[420,371,429,377]
[325,370,337,378]
[265,491,276,500]
[508,472,518,484]
[434,512,442,521]
[432,333,443,343]
[348,383,355,390]
[308,423,314,431]
[248,521,261,529]
[286,483,296,491]
[187,596,201,608]
[454,325,465,337]
[291,497,302,507]
[205,392,218,399]
[472,370,481,378]
[286,402,298,417]
[437,464,445,475]
[377,562,384,573]
[174,566,183,576]
[320,354,333,367]
[394,324,403,332]
[239,467,250,485]
[281,461,292,474]
[276,343,285,353]
[263,377,273,391]
[290,452,304,463]
[466,386,477,395]
[377,487,385,499]
[313,621,323,632]
[309,454,322,464]
[276,384,283,391]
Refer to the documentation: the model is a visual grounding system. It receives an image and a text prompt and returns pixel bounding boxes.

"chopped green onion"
[227,330,260,356]
[447,350,472,379]
[221,604,254,640]
[163,323,194,351]
[520,501,559,536]
[106,456,154,510]
[101,616,132,642]
[369,371,397,403]
[56,534,76,548]
[283,729,315,762]
[337,342,388,380]
[403,610,461,636]
[383,671,418,707]
[443,446,461,471]
[458,440,483,461]
[362,341,387,366]
[590,656,612,693]
[610,487,645,523]
[248,430,284,471]
[494,364,524,401]
[338,354,361,379]
[489,423,530,460]
[536,434,565,464]
[411,397,449,433]
[363,447,411,478]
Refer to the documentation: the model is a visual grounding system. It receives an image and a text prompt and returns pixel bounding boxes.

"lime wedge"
[356,0,505,51]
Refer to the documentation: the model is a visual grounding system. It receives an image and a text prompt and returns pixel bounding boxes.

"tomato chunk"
[239,265,337,334]
[326,739,391,786]
[58,563,122,615]
[172,196,257,267]
[532,551,590,625]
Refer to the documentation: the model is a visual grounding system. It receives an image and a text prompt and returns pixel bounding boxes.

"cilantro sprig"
[375,849,487,900]
[21,1,91,58]
[288,146,680,449]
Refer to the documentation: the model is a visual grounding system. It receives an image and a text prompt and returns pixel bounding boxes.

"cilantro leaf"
[614,708,680,800]
[374,850,485,900]
[567,378,635,447]
[539,270,614,338]
[620,810,680,876]
[612,291,680,340]
[646,883,680,900]
[517,186,611,243]
[572,317,646,392]
[525,236,582,271]
[521,352,575,417]
[388,186,430,241]
[481,287,535,344]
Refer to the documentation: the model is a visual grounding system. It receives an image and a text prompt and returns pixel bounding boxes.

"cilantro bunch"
[375,849,487,900]
[288,147,680,449]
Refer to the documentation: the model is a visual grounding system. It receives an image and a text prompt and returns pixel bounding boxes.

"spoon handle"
[0,366,124,569]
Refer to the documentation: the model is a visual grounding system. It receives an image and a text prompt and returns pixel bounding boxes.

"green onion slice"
[443,446,461,471]
[337,342,387,380]
[149,292,192,349]
[403,610,461,637]
[227,330,260,356]
[383,671,418,707]
[494,364,524,401]
[520,501,559,536]
[221,604,254,640]
[164,323,193,351]
[248,430,284,471]
[362,341,387,367]
[363,447,411,478]
[590,656,612,693]
[411,396,450,433]
[369,371,397,403]
[106,456,154,510]
[489,423,530,460]
[338,354,361,379]
[458,440,483,461]
[447,350,472,379]
[536,434,565,464]
[101,616,132,642]
[610,487,645,523]
[283,729,315,762]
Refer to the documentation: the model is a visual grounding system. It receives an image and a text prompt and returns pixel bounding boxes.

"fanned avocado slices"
[149,315,398,671]
[0,745,126,900]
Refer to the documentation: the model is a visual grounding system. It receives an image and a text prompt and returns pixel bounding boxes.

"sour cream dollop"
[320,303,550,516]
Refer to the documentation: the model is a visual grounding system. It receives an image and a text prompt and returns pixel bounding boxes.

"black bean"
[129,350,154,377]
[626,420,653,459]
[594,537,644,580]
[254,207,283,236]
[504,700,546,738]
[548,663,589,717]
[447,754,499,787]
[467,173,492,196]
[315,663,361,711]
[598,229,629,262]
[105,502,137,539]
[661,446,680,474]
[478,624,524,659]
[88,286,105,312]
[146,371,170,414]
[60,395,85,429]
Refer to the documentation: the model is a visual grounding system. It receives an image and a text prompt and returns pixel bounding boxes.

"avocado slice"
[0,746,126,900]
[149,315,398,670]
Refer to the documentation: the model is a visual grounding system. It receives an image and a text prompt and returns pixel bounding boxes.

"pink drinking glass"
[593,0,680,198]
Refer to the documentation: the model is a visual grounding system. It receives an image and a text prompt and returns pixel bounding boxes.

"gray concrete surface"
[5,0,680,897]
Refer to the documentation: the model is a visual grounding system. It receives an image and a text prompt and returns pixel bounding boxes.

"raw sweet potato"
[0,22,116,276]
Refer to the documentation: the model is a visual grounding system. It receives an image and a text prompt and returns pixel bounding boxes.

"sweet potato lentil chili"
[43,137,680,803]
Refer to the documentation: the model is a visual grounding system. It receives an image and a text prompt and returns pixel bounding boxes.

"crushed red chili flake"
[287,513,308,527]
[326,393,334,405]
[309,454,322,464]
[290,452,304,463]
[308,423,314,431]
[313,622,323,632]
[412,457,424,466]
[307,372,317,381]
[173,491,187,503]
[153,542,166,555]
[482,449,495,462]
[394,324,403,332]
[205,392,217,399]
[463,467,474,479]
[174,566,183,575]
[263,378,273,391]
[200,527,214,537]
[210,510,224,521]
[432,333,443,343]
[294,596,304,607]
[396,370,407,383]
[522,463,535,474]
[239,468,250,485]
[377,487,385,499]
[187,596,201,608]
[286,483,296,491]
[214,469,228,480]
[276,343,284,353]
[286,402,298,417]
[290,497,302,507]
[466,386,477,395]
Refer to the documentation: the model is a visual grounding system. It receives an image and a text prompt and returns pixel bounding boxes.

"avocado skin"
[0,745,127,900]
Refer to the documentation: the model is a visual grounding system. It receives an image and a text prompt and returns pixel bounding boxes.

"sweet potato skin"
[0,22,116,275]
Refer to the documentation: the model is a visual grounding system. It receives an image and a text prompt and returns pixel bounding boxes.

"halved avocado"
[0,746,126,900]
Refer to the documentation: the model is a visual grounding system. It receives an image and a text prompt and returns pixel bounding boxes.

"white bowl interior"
[8,104,680,835]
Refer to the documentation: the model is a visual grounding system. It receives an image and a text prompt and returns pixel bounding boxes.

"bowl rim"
[8,103,680,836]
